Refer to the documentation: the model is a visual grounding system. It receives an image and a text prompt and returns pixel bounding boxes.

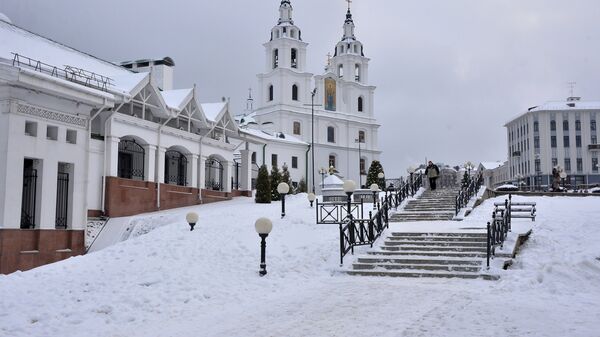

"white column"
[39,159,58,229]
[224,161,233,193]
[240,149,252,192]
[144,144,157,182]
[105,136,120,177]
[156,147,166,184]
[190,154,199,188]
[199,156,207,190]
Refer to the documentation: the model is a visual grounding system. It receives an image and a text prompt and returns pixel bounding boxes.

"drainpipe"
[262,144,268,166]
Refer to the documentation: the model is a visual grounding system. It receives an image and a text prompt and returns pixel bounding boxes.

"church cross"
[346,0,352,10]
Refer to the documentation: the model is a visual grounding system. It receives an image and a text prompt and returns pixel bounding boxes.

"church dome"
[0,13,12,24]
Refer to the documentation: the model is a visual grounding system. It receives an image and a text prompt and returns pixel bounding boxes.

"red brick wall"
[105,177,158,217]
[160,184,201,210]
[0,229,84,274]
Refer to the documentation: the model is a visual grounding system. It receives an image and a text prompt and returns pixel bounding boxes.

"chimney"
[121,57,175,91]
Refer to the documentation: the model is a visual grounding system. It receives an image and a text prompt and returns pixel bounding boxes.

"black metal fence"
[165,150,188,186]
[340,202,389,264]
[455,173,484,215]
[118,139,145,180]
[316,200,364,224]
[486,197,512,269]
[55,172,69,229]
[21,168,37,229]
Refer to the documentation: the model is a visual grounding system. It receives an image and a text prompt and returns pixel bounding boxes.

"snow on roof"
[479,162,505,170]
[0,13,12,24]
[240,128,308,146]
[161,89,193,110]
[506,98,600,125]
[323,174,344,188]
[0,20,143,94]
[201,103,226,122]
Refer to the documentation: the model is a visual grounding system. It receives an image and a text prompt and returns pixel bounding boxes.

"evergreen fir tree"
[255,165,271,204]
[270,166,282,201]
[461,171,470,188]
[281,164,293,193]
[298,178,307,193]
[366,160,385,189]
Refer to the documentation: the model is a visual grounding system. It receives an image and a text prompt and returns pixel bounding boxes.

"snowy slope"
[0,195,599,337]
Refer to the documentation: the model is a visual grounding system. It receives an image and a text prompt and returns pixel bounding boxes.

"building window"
[563,120,569,131]
[293,122,301,135]
[358,130,365,143]
[251,152,257,164]
[358,97,364,112]
[575,120,581,131]
[292,84,299,101]
[273,49,279,69]
[47,125,58,141]
[66,130,77,144]
[551,136,557,148]
[593,158,599,172]
[535,159,541,173]
[292,156,298,169]
[291,48,298,69]
[564,136,570,148]
[550,120,556,131]
[329,155,336,168]
[355,64,360,81]
[268,85,274,101]
[592,120,597,131]
[272,154,278,168]
[25,121,37,137]
[564,158,571,172]
[577,158,583,172]
[327,126,335,143]
[338,64,344,78]
[360,158,366,175]
[576,135,582,148]
[533,121,539,132]
[534,136,540,149]
[552,158,558,168]
[592,135,598,145]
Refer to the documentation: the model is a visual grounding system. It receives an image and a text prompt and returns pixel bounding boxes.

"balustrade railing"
[455,173,484,215]
[340,204,388,264]
[486,198,512,269]
[316,200,364,224]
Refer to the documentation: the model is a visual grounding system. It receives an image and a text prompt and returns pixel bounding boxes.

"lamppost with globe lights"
[560,170,568,190]
[254,217,273,276]
[377,172,385,201]
[307,193,316,207]
[186,212,199,231]
[370,183,379,210]
[277,182,290,218]
[343,180,357,220]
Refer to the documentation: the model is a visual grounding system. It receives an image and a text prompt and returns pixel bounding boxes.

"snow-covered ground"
[1,194,599,337]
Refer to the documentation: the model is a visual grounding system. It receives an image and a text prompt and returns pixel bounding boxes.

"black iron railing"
[486,197,512,269]
[316,200,364,224]
[340,204,388,264]
[455,173,484,215]
[385,173,423,210]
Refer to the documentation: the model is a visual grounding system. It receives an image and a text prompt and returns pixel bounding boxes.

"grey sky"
[2,0,599,175]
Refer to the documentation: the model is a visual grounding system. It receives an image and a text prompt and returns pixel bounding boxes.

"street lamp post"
[186,212,199,231]
[277,182,290,218]
[370,183,379,210]
[560,171,567,191]
[254,217,273,276]
[303,88,321,194]
[355,138,363,187]
[343,180,357,220]
[307,193,316,207]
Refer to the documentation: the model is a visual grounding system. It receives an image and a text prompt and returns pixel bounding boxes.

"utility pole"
[304,89,322,193]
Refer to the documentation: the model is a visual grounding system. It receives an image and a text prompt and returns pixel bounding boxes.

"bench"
[494,201,536,222]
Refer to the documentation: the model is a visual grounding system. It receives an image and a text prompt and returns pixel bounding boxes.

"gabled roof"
[479,162,505,170]
[161,89,194,110]
[240,128,308,146]
[0,19,145,96]
[201,102,239,134]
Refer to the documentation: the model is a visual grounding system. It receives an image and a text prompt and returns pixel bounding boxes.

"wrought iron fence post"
[339,223,344,265]
[349,219,356,254]
[487,221,491,270]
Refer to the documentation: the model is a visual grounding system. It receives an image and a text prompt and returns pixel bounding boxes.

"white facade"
[252,1,382,192]
[505,97,600,187]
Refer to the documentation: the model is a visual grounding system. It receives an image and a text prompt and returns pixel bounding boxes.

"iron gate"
[21,168,37,229]
[56,172,69,229]
[165,150,188,186]
[118,139,145,180]
[205,158,224,191]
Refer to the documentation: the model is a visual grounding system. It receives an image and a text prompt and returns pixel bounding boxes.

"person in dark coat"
[425,161,440,190]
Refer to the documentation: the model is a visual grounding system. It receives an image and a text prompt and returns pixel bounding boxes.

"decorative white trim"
[17,103,88,128]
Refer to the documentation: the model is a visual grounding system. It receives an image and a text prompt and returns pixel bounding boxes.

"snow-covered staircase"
[348,232,498,280]
[390,188,460,222]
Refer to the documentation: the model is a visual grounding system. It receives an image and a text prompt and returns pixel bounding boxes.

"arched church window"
[291,48,298,69]
[358,130,365,143]
[327,126,335,143]
[358,96,364,112]
[354,44,358,53]
[268,85,274,101]
[355,64,360,81]
[273,49,279,69]
[251,152,257,164]
[324,78,336,111]
[292,84,299,101]
[338,64,344,78]
[329,154,337,168]
[290,29,296,39]
[360,158,367,175]
[293,121,301,135]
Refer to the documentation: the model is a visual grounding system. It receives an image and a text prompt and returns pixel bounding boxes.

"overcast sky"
[2,0,600,175]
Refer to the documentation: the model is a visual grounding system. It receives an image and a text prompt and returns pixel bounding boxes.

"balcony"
[589,144,600,151]
[512,151,521,157]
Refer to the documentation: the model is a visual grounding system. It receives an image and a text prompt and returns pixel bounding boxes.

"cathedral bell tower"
[331,6,370,85]
[257,0,313,110]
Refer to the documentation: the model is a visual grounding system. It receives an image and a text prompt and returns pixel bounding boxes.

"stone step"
[356,257,483,266]
[389,236,486,242]
[381,245,487,253]
[391,218,455,222]
[352,262,482,273]
[383,240,487,247]
[390,232,487,238]
[371,250,486,258]
[347,269,499,280]
[391,216,455,221]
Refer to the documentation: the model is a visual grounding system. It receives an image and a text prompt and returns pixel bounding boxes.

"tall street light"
[304,88,321,194]
[377,172,385,203]
[370,183,379,210]
[343,180,357,220]
[254,217,273,276]
[277,182,290,218]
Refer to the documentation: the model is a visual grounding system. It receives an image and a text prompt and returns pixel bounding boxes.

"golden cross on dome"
[346,0,352,10]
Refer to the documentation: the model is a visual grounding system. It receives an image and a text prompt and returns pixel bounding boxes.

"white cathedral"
[0,0,381,273]
[243,0,381,191]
